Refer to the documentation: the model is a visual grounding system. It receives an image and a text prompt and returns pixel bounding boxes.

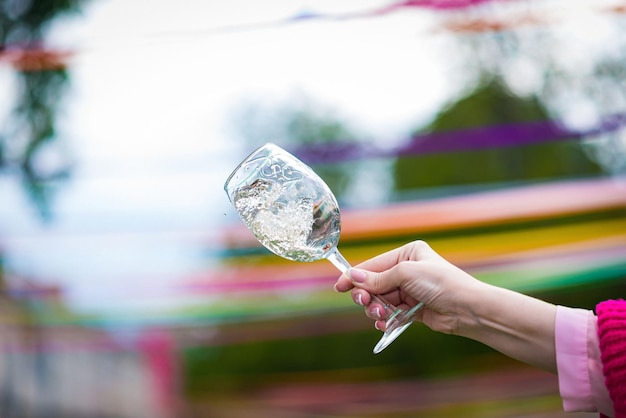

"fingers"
[353,240,434,272]
[351,246,406,273]
[334,240,436,293]
[341,275,398,321]
[355,293,389,326]
[335,268,398,299]
[333,272,354,293]
[333,241,439,333]
[348,266,406,296]
[351,288,371,307]
[333,264,395,293]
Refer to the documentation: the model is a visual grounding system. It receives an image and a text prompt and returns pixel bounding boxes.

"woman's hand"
[334,240,557,373]
[333,240,487,335]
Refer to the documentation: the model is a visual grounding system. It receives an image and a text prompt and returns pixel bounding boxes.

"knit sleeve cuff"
[596,299,626,418]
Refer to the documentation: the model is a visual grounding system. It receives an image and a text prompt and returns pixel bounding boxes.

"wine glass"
[224,142,423,353]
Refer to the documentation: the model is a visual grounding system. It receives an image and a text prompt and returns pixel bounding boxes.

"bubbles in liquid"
[232,178,340,262]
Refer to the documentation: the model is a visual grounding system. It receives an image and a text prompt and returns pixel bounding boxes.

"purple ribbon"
[294,114,626,164]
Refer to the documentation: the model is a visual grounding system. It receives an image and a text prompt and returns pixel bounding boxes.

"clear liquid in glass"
[232,177,341,262]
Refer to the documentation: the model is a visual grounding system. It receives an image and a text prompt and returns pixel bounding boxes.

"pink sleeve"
[555,305,614,416]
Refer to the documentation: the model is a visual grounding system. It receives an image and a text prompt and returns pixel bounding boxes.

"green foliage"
[426,78,546,130]
[229,94,360,199]
[183,325,493,395]
[393,78,604,193]
[0,254,4,290]
[182,278,623,397]
[0,0,90,219]
[1,1,84,33]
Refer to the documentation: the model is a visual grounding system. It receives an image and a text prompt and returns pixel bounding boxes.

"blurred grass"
[182,277,622,383]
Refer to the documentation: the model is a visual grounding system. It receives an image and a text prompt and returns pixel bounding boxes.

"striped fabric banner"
[293,114,626,164]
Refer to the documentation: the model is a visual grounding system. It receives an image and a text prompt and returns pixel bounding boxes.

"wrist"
[457,282,557,372]
[454,280,497,338]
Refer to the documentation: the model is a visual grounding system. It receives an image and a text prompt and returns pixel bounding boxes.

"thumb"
[349,267,401,295]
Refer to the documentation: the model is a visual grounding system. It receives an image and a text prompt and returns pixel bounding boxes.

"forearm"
[457,283,557,373]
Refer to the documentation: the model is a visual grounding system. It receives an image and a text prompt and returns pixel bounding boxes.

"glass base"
[373,321,413,354]
[324,248,424,354]
[372,301,424,354]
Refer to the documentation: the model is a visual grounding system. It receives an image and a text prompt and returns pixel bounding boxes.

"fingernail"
[349,268,366,283]
[373,307,381,319]
[354,293,363,306]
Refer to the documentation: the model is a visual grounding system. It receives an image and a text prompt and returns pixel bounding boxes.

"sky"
[0,0,623,316]
[0,0,457,314]
[48,0,454,225]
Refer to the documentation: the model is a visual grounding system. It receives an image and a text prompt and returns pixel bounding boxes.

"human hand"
[333,240,488,335]
[334,240,557,373]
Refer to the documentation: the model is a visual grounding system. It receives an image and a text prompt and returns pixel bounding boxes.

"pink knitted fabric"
[597,299,626,418]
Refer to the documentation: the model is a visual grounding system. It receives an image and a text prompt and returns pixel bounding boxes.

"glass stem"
[327,246,419,353]
[326,247,351,273]
[325,247,401,319]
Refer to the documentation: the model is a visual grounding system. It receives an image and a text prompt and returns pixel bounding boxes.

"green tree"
[230,93,362,201]
[1,0,91,219]
[393,77,604,194]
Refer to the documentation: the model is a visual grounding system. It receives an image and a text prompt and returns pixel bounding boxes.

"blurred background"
[1,0,625,417]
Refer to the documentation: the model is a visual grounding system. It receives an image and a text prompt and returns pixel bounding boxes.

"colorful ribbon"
[293,114,626,164]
